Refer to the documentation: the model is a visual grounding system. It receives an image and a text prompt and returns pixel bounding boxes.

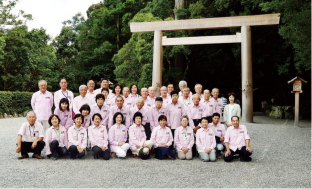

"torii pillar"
[130,14,280,123]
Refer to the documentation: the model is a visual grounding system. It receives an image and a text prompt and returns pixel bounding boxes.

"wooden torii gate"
[130,14,280,123]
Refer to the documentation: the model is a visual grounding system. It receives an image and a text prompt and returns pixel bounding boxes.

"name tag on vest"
[101,130,104,133]
[178,107,182,109]
[122,130,125,132]
[240,131,244,133]
[217,129,222,132]
[208,133,212,136]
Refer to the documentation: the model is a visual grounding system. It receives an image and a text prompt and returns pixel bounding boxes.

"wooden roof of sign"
[287,76,307,84]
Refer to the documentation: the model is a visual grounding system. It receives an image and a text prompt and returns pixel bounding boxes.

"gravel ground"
[0,113,310,188]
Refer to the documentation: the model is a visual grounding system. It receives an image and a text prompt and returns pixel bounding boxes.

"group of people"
[16,78,253,162]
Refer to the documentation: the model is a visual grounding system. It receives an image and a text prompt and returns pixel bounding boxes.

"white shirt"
[178,96,192,110]
[228,104,235,124]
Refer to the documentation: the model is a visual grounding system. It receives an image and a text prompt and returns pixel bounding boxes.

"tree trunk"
[173,0,185,20]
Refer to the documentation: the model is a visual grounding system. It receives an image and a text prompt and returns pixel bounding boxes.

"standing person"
[140,87,153,139]
[166,91,186,143]
[151,115,175,160]
[167,83,174,98]
[148,87,156,105]
[108,96,130,130]
[196,117,216,162]
[193,84,204,99]
[224,116,253,162]
[109,83,123,107]
[101,88,112,108]
[31,80,53,132]
[123,87,135,108]
[129,112,153,159]
[208,113,226,159]
[73,85,93,114]
[178,81,192,98]
[68,114,87,159]
[95,78,112,95]
[86,80,97,104]
[159,86,171,107]
[200,89,212,107]
[54,77,74,110]
[54,98,73,131]
[90,94,109,127]
[149,97,168,133]
[79,104,92,129]
[109,112,130,158]
[16,111,45,159]
[130,84,140,100]
[45,115,68,160]
[187,94,206,131]
[88,113,110,160]
[174,116,194,160]
[206,88,223,123]
[141,87,153,109]
[223,92,241,127]
[178,87,192,110]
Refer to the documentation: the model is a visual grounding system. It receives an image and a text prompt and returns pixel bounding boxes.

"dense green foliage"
[0,0,310,117]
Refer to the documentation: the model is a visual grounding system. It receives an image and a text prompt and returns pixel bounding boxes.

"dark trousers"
[92,146,110,160]
[21,141,45,155]
[145,123,151,140]
[224,146,252,162]
[155,147,176,160]
[170,129,175,149]
[49,140,68,158]
[69,145,85,159]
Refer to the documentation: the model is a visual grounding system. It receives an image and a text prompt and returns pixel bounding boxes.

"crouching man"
[224,116,253,162]
[129,112,153,160]
[16,111,45,159]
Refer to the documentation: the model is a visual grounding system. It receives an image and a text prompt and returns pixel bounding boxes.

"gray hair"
[38,80,47,86]
[160,86,167,90]
[212,88,219,93]
[123,87,129,91]
[192,94,201,99]
[194,84,202,90]
[203,89,210,93]
[79,85,88,91]
[181,115,189,121]
[136,98,144,103]
[179,80,187,87]
[26,111,36,118]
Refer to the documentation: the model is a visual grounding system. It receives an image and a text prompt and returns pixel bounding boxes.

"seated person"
[151,115,176,160]
[88,113,110,160]
[208,113,226,158]
[108,112,130,158]
[16,111,45,159]
[129,112,153,160]
[174,116,194,160]
[45,114,68,160]
[68,114,87,159]
[224,116,253,162]
[196,117,216,162]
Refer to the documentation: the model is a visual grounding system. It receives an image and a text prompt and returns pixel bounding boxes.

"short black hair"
[48,114,61,126]
[201,117,209,123]
[113,112,124,124]
[92,113,103,121]
[167,83,174,87]
[231,116,239,121]
[171,91,179,97]
[101,88,109,93]
[130,84,138,93]
[115,96,124,102]
[228,92,236,101]
[212,113,220,118]
[112,83,123,94]
[99,78,109,83]
[79,104,91,115]
[73,114,84,124]
[158,115,167,122]
[59,98,70,111]
[155,97,163,102]
[133,112,143,122]
[96,94,105,102]
[59,77,67,83]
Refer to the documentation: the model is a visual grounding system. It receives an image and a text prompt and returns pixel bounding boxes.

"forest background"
[0,0,310,118]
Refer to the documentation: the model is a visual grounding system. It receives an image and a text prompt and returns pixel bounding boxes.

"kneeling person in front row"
[224,116,253,162]
[151,115,176,160]
[45,114,68,160]
[208,113,226,159]
[129,112,153,160]
[88,113,110,160]
[16,111,45,159]
[174,116,194,160]
[196,117,216,162]
[108,112,130,158]
[68,114,87,159]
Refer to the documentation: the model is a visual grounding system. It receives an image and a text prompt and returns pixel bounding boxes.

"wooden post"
[294,91,299,127]
[241,25,253,123]
[152,30,163,97]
